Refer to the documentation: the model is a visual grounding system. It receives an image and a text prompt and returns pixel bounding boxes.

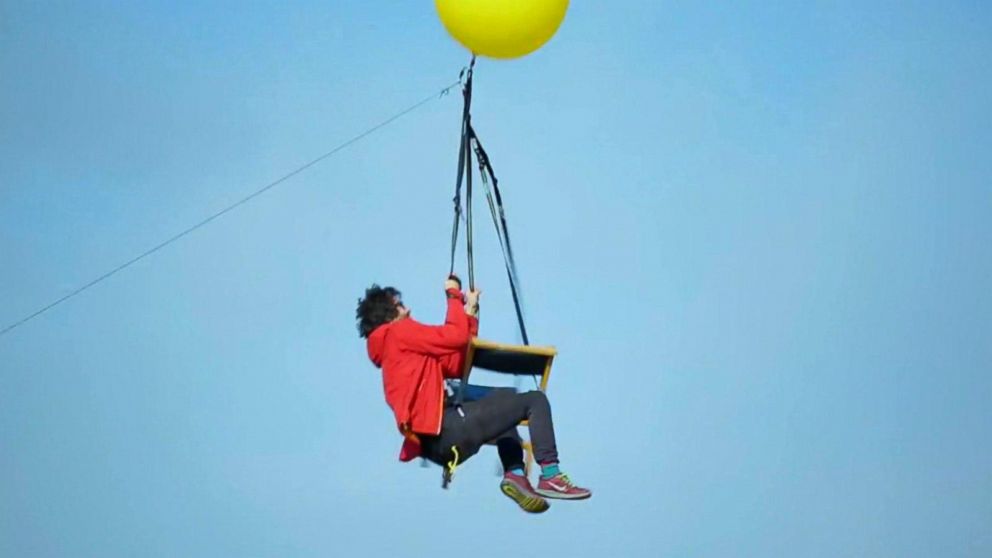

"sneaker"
[535,473,591,500]
[500,472,550,513]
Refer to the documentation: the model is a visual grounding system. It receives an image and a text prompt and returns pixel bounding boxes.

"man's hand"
[465,289,481,317]
[445,274,462,292]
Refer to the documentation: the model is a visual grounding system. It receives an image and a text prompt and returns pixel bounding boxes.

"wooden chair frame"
[459,337,557,474]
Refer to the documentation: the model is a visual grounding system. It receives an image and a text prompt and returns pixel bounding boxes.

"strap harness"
[441,58,537,488]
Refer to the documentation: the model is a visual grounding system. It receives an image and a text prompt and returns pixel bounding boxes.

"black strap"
[449,58,476,412]
[448,57,538,406]
[470,128,539,391]
[469,127,529,346]
[465,117,475,291]
[449,58,475,278]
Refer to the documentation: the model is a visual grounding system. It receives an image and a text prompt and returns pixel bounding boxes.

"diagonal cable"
[1,80,462,338]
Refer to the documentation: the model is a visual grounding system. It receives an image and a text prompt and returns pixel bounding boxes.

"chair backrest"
[461,337,557,392]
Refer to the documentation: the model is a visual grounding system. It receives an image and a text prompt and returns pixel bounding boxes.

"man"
[356,276,591,513]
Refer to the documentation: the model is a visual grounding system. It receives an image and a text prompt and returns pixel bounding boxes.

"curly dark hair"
[356,284,402,338]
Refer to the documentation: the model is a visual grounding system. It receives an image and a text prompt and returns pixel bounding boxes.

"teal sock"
[540,462,561,479]
[507,466,525,476]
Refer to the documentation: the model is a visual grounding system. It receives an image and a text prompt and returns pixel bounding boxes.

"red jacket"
[366,288,479,461]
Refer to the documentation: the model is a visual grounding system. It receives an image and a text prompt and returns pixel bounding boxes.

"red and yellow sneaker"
[500,472,550,513]
[535,473,591,500]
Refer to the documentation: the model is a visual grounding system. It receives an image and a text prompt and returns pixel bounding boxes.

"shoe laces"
[548,473,573,488]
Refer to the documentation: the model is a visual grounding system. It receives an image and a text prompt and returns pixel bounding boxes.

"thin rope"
[1,80,462,338]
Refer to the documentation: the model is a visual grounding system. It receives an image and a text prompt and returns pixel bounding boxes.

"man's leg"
[445,390,559,513]
[495,432,525,473]
[455,389,559,465]
[466,390,592,501]
[459,390,590,502]
[427,390,590,503]
[419,393,542,468]
[468,387,529,473]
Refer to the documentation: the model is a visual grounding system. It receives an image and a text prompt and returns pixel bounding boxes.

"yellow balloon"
[435,0,569,59]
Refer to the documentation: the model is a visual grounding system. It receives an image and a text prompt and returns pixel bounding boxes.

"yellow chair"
[459,337,557,474]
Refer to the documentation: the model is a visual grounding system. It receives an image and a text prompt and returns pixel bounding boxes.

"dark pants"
[420,389,559,470]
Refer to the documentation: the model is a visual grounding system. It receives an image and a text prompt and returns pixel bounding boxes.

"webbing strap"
[449,58,475,278]
[449,58,476,413]
[465,121,475,290]
[448,57,538,406]
[470,127,529,346]
[471,129,539,391]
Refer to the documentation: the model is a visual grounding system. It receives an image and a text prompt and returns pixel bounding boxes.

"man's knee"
[523,389,550,408]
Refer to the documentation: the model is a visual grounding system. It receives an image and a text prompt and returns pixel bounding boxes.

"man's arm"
[399,287,471,356]
[438,289,481,378]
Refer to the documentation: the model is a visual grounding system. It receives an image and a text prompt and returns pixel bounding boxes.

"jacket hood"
[366,322,393,368]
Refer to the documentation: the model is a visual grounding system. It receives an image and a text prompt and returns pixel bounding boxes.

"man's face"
[393,296,411,320]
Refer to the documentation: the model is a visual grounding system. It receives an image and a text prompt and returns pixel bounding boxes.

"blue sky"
[2,2,990,556]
